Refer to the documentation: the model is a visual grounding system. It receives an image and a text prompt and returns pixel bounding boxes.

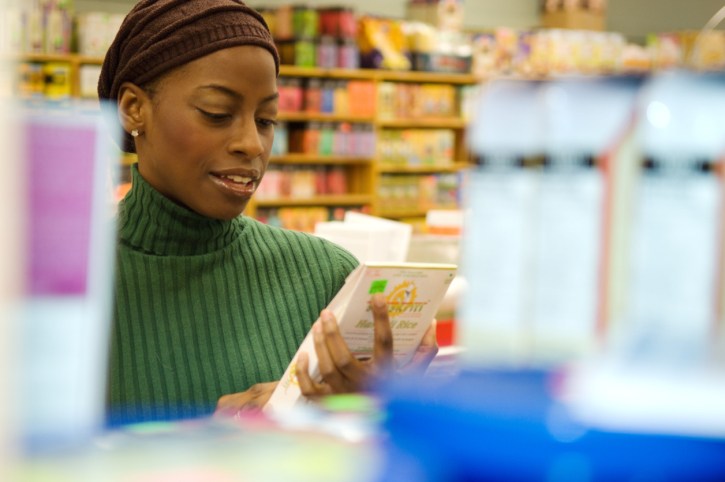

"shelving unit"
[14,53,479,229]
[268,154,372,165]
[16,52,102,98]
[377,162,469,174]
[278,112,375,123]
[255,194,373,208]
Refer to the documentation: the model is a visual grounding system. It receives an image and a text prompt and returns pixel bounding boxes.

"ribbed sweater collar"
[118,165,243,256]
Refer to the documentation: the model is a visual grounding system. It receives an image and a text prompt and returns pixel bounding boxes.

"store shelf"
[16,52,478,229]
[14,52,103,65]
[377,209,431,219]
[373,70,478,85]
[254,194,372,207]
[278,111,375,123]
[279,65,377,80]
[377,162,471,174]
[377,117,469,129]
[269,154,372,165]
[278,65,479,85]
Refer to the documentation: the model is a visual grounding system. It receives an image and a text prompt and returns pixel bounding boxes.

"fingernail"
[313,320,322,333]
[373,293,386,308]
[320,310,333,323]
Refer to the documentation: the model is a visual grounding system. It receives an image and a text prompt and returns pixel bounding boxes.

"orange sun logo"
[387,280,417,317]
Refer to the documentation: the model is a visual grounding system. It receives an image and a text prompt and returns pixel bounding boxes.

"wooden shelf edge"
[13,52,104,64]
[373,70,478,84]
[278,112,375,123]
[377,117,469,129]
[377,210,430,219]
[377,162,471,173]
[279,65,478,84]
[279,65,378,80]
[269,154,373,164]
[254,194,372,207]
[13,59,478,84]
[379,207,458,218]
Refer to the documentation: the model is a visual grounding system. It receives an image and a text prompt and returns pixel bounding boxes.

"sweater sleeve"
[324,238,360,288]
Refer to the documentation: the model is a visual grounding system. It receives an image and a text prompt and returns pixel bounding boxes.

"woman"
[98,0,438,426]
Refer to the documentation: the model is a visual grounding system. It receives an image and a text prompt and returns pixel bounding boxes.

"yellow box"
[541,10,605,31]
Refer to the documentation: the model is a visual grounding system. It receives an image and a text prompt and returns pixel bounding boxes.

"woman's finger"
[402,319,439,374]
[214,382,278,417]
[296,351,331,398]
[313,315,350,390]
[371,293,394,370]
[318,310,363,388]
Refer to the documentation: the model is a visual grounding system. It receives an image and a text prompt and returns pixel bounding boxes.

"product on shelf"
[405,21,473,74]
[540,0,607,31]
[270,121,288,156]
[16,60,72,103]
[255,206,370,232]
[648,30,725,71]
[261,4,360,69]
[406,0,465,32]
[378,129,455,166]
[377,82,458,119]
[348,80,377,117]
[43,61,71,102]
[15,1,74,55]
[284,122,375,158]
[16,62,45,100]
[377,173,460,217]
[472,27,629,77]
[75,12,125,57]
[304,78,322,112]
[78,64,101,98]
[255,164,351,201]
[284,77,376,117]
[277,38,316,68]
[318,7,357,39]
[358,16,411,71]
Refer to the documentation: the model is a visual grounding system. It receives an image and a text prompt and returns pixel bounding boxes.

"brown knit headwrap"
[98,0,280,153]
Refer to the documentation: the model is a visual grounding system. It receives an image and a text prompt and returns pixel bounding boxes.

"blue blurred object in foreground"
[376,369,725,482]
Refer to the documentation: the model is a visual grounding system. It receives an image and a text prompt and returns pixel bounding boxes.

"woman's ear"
[118,82,149,136]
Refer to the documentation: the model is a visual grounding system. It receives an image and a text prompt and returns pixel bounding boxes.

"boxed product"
[266,261,458,412]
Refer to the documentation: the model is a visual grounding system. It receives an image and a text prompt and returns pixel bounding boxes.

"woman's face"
[136,45,278,220]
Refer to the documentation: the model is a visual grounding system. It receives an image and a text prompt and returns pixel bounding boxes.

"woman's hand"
[214,381,278,417]
[295,293,439,400]
[401,317,439,375]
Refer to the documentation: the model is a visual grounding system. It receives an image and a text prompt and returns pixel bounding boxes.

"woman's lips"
[210,173,257,196]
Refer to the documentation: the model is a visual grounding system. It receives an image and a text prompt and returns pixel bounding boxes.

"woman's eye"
[198,109,231,122]
[256,118,278,128]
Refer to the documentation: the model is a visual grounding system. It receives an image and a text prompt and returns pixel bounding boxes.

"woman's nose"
[229,117,264,159]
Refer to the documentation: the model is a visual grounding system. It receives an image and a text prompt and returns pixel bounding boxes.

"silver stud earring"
[131,129,139,137]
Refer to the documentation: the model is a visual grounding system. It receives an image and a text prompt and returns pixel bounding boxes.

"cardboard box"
[541,10,605,31]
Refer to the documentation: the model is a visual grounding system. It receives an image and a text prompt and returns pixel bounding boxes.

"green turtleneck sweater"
[108,166,358,425]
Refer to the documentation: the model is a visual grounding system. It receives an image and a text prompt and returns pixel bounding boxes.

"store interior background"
[3,0,725,480]
[74,0,725,42]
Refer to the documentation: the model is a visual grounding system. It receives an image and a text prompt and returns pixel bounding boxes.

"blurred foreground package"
[377,71,725,481]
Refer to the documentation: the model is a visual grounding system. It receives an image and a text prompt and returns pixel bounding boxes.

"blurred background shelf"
[254,194,373,207]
